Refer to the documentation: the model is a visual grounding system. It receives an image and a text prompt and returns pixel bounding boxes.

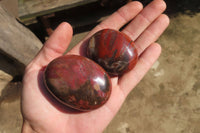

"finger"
[31,22,73,67]
[89,1,143,37]
[135,14,169,55]
[118,43,161,96]
[68,1,143,55]
[122,0,166,41]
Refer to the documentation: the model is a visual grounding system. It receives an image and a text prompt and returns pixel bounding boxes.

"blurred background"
[0,0,200,132]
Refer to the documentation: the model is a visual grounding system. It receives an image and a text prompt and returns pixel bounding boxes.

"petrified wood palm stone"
[87,29,138,76]
[44,55,111,111]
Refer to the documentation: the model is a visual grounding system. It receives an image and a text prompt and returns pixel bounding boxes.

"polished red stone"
[44,55,111,111]
[87,29,138,76]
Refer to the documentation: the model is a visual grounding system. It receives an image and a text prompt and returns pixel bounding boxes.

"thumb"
[31,22,73,67]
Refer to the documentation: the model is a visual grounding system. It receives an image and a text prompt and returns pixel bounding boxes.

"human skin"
[21,0,169,132]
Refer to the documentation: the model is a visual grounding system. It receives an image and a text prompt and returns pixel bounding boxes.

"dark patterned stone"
[87,29,138,76]
[44,55,111,111]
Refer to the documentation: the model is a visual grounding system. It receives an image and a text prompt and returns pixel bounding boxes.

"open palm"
[21,0,169,132]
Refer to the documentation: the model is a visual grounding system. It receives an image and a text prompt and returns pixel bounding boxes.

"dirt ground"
[0,11,200,133]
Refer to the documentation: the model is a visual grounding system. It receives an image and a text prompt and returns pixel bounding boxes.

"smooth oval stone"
[44,55,111,111]
[87,29,138,76]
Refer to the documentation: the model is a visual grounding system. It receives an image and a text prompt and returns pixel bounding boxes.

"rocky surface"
[0,82,22,133]
[0,70,13,102]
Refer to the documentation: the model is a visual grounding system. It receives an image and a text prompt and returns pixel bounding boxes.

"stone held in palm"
[43,55,112,111]
[87,29,138,76]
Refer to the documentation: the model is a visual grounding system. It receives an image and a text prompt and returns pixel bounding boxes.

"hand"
[21,0,169,132]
